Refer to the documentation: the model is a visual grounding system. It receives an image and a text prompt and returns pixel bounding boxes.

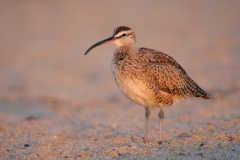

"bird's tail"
[187,77,210,100]
[193,84,211,100]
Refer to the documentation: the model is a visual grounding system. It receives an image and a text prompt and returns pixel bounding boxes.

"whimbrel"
[84,26,210,144]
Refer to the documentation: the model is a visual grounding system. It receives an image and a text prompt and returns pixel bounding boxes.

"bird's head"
[84,26,136,55]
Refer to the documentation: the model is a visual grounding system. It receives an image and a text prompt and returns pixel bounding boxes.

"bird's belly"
[115,76,159,107]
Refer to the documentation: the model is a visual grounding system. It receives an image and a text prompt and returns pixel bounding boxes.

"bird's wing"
[139,48,203,98]
[149,62,194,97]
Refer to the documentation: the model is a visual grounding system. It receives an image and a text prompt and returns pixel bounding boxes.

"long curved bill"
[84,36,115,55]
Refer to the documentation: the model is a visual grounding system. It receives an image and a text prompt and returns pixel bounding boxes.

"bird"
[84,26,210,144]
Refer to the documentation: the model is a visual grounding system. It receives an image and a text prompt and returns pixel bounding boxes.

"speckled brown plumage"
[85,26,210,144]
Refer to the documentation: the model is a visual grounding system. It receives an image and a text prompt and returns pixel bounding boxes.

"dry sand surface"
[0,1,240,159]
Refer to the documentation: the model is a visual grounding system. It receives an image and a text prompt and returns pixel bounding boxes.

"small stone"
[26,116,36,121]
[84,147,89,152]
[199,143,204,146]
[24,144,30,147]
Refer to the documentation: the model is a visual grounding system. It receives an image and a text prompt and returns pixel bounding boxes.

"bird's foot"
[158,141,163,145]
[143,137,149,143]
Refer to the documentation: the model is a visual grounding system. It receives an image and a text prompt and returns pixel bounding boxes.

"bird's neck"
[115,43,138,55]
[113,44,139,67]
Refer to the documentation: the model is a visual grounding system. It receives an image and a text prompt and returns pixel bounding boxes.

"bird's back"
[139,48,210,103]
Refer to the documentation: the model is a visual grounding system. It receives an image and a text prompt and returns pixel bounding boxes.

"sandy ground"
[0,1,240,159]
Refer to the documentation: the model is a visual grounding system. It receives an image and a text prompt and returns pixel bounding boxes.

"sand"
[0,1,240,159]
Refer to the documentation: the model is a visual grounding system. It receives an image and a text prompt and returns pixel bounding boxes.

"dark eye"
[122,33,127,37]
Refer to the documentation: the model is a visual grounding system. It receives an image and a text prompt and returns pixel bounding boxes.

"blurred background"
[0,1,240,158]
[0,0,239,106]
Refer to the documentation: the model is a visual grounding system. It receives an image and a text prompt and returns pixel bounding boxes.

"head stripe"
[113,26,131,35]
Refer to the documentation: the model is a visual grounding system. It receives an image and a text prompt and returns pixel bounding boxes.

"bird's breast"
[111,62,159,107]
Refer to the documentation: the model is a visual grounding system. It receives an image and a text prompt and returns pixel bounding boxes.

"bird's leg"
[144,107,150,143]
[158,107,164,144]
